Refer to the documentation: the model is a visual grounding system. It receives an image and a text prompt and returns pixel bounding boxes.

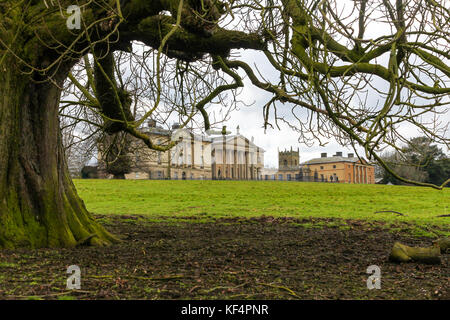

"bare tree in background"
[380,136,450,185]
[380,150,429,184]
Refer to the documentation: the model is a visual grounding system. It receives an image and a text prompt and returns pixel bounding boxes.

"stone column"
[363,166,366,184]
[353,164,356,183]
[360,165,363,184]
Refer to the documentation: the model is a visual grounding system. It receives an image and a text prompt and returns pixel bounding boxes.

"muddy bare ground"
[0,215,448,300]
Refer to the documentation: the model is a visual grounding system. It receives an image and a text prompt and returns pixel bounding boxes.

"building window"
[278,174,283,180]
[320,174,324,181]
[287,174,291,181]
[333,165,336,168]
[320,166,324,169]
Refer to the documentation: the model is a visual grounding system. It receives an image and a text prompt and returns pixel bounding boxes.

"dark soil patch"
[0,215,448,300]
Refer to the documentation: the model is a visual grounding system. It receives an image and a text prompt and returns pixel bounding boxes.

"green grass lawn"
[74,179,449,234]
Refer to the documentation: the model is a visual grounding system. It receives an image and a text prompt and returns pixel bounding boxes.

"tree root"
[198,282,248,295]
[434,238,450,254]
[257,282,301,299]
[89,274,185,281]
[76,234,98,247]
[389,242,441,264]
[375,210,406,216]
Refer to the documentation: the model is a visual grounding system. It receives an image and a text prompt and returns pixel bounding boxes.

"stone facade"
[98,124,264,180]
[210,135,265,180]
[269,149,375,184]
[275,147,301,181]
[260,167,278,180]
[303,152,375,184]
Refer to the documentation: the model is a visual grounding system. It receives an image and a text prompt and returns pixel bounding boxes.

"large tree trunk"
[0,59,116,248]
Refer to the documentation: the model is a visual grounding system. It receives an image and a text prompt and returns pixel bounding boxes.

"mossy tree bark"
[0,57,117,248]
[0,0,264,248]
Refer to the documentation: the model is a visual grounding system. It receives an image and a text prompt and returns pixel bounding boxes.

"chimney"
[321,153,327,158]
[236,125,240,135]
[336,152,343,157]
[251,136,254,143]
[348,153,354,158]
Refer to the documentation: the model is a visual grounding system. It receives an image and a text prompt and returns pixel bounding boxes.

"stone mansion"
[96,121,374,184]
[97,122,265,180]
[268,148,375,184]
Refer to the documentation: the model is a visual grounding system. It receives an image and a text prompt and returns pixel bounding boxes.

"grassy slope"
[74,179,449,234]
